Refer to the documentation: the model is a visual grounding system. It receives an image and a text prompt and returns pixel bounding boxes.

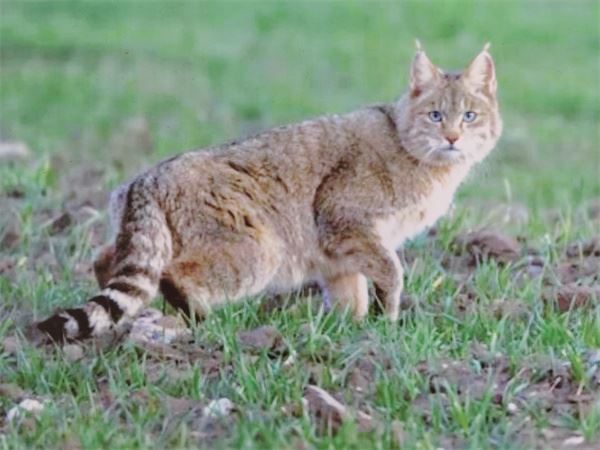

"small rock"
[0,141,32,162]
[129,308,191,345]
[562,435,585,447]
[6,399,44,422]
[303,384,374,435]
[63,344,84,362]
[203,398,234,418]
[515,255,545,279]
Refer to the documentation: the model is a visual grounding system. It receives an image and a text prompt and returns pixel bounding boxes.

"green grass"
[1,1,599,449]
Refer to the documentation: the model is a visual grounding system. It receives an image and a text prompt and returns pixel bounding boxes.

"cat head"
[397,41,502,167]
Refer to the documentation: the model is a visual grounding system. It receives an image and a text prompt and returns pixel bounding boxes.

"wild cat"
[34,42,502,342]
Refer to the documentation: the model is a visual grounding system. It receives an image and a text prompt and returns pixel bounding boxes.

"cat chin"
[411,148,469,167]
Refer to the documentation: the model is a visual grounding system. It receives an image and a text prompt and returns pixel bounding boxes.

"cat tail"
[35,179,173,342]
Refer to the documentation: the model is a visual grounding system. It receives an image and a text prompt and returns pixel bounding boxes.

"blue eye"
[463,111,477,122]
[428,111,443,122]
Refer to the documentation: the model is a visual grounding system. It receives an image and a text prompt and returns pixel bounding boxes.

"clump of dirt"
[543,286,600,313]
[236,325,285,354]
[453,229,522,266]
[46,211,74,235]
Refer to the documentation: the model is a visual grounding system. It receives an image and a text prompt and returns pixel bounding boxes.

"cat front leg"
[324,273,369,319]
[321,226,404,321]
[370,249,404,321]
[362,246,404,321]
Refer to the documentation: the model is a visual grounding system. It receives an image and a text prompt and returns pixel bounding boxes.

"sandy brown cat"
[35,42,502,342]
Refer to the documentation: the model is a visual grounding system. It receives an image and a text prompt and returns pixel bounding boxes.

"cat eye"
[463,111,477,122]
[428,111,443,123]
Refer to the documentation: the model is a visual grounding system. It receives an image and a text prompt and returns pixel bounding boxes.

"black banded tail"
[36,177,172,342]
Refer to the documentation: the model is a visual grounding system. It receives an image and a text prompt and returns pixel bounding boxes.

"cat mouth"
[441,145,460,152]
[431,145,464,164]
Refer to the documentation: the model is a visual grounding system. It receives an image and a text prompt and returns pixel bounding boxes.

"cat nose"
[445,134,459,145]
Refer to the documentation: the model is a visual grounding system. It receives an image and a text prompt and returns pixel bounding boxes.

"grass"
[1,1,599,449]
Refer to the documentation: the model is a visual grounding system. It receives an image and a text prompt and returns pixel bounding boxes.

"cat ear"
[410,40,441,97]
[464,43,497,95]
